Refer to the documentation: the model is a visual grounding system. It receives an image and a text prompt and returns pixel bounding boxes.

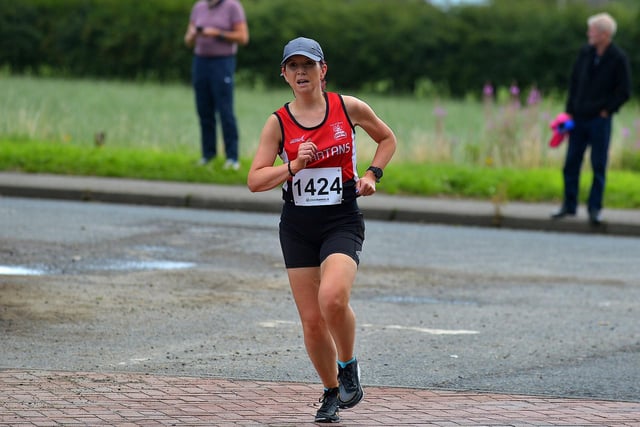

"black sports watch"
[366,166,383,183]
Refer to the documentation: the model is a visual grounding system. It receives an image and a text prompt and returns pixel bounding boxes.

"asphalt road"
[1,196,639,402]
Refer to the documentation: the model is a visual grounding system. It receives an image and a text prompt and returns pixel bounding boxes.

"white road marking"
[259,320,478,335]
[259,320,297,328]
[118,357,151,366]
[363,324,479,335]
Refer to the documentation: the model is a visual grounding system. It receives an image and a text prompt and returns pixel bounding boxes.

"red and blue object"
[548,112,574,148]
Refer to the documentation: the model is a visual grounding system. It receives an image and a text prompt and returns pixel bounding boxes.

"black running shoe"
[338,359,364,409]
[315,387,340,423]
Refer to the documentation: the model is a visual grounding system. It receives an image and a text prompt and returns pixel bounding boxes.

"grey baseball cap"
[281,37,324,65]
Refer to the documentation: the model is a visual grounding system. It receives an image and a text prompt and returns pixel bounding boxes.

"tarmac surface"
[1,171,640,426]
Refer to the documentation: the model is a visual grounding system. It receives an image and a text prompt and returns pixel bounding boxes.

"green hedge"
[1,0,638,97]
[0,0,191,80]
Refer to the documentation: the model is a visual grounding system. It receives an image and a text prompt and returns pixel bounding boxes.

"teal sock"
[337,357,356,368]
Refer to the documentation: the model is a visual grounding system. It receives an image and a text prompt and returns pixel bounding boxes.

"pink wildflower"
[433,106,447,118]
[527,87,541,106]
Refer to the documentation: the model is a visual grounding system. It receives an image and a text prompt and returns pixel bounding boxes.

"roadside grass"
[3,139,640,208]
[1,75,639,208]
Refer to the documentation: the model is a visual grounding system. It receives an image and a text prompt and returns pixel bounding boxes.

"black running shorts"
[279,199,365,269]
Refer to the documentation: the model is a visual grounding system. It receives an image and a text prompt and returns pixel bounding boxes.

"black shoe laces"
[341,366,357,389]
[318,388,338,411]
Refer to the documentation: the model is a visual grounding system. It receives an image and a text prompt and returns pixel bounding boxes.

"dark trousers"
[192,55,239,161]
[562,116,612,213]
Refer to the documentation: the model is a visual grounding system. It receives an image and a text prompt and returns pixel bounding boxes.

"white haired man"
[552,12,631,225]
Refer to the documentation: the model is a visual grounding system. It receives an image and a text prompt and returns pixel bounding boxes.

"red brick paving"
[0,369,638,426]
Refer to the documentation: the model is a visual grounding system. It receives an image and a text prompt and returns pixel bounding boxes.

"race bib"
[292,167,343,206]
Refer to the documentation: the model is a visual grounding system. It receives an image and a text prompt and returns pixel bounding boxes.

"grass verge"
[2,139,639,209]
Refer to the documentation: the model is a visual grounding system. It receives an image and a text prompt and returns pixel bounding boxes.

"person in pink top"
[247,37,396,423]
[184,0,249,170]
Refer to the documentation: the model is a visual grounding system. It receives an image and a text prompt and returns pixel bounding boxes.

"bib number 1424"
[292,167,342,206]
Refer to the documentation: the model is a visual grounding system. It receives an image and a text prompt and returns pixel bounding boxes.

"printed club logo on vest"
[331,122,348,140]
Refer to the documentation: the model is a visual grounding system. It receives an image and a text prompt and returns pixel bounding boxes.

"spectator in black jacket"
[552,12,631,225]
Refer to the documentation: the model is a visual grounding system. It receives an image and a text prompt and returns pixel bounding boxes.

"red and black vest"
[274,92,359,203]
